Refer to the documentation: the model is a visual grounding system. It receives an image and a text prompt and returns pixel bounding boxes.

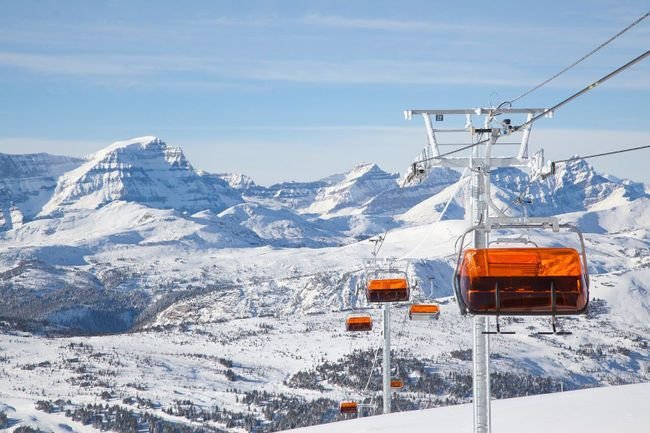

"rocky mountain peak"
[39,137,241,215]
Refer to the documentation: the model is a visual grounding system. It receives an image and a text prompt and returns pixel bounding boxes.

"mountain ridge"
[0,136,649,334]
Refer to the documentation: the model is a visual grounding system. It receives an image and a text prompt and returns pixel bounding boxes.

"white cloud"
[300,14,455,32]
[0,47,646,91]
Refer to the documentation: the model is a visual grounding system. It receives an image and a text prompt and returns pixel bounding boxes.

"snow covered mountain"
[0,136,648,433]
[1,136,649,332]
[491,159,647,217]
[217,202,346,248]
[306,163,399,215]
[40,136,242,216]
[0,152,84,229]
[245,177,339,210]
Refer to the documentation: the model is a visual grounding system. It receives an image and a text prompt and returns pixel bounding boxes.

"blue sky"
[0,0,648,185]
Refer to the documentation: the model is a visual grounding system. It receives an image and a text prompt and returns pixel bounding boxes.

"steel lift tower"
[405,107,552,433]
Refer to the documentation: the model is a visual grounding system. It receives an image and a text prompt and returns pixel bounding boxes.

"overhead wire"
[407,49,650,171]
[396,167,470,261]
[362,346,382,406]
[507,11,649,105]
[373,174,410,258]
[514,49,650,132]
[553,144,650,164]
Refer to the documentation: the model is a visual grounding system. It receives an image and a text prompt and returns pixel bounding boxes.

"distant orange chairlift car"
[408,303,440,321]
[345,313,373,332]
[390,378,404,390]
[366,272,410,303]
[339,401,358,415]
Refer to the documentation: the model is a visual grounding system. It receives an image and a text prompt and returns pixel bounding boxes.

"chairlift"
[390,378,403,390]
[408,303,440,320]
[456,247,588,315]
[452,221,589,334]
[345,313,373,332]
[366,272,410,303]
[339,401,358,415]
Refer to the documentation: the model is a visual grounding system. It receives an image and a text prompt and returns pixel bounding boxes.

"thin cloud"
[300,14,451,32]
[0,48,646,90]
[0,51,163,76]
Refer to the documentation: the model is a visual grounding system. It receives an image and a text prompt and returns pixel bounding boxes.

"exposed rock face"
[40,136,242,215]
[1,136,649,335]
[0,152,84,229]
[363,167,461,216]
[490,159,647,216]
[306,163,399,215]
[244,179,334,210]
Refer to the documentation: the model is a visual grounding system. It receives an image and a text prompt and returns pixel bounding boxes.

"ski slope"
[288,382,650,433]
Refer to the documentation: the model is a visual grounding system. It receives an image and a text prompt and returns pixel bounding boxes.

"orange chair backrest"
[461,248,583,278]
[410,304,440,314]
[340,402,357,413]
[346,316,372,325]
[368,278,408,290]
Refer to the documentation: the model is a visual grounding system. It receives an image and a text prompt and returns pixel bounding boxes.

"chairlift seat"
[458,248,588,315]
[339,401,358,414]
[409,304,440,320]
[345,314,373,332]
[367,278,410,303]
[390,378,403,390]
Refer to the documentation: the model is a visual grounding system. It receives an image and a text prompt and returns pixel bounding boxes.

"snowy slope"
[0,152,84,228]
[490,160,647,217]
[287,383,650,433]
[306,163,399,216]
[363,167,460,216]
[240,175,343,210]
[218,202,346,248]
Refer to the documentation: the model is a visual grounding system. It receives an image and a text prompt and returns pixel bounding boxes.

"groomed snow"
[287,382,650,433]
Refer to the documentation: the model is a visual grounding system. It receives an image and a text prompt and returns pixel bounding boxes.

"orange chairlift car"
[339,401,358,415]
[390,378,404,390]
[345,313,373,332]
[408,303,440,320]
[452,222,589,333]
[366,269,410,303]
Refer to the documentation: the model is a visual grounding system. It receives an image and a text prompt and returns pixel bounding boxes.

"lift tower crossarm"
[405,108,549,174]
[405,108,546,118]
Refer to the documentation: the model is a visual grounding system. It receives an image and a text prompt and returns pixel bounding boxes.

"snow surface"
[0,137,649,433]
[287,383,650,433]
